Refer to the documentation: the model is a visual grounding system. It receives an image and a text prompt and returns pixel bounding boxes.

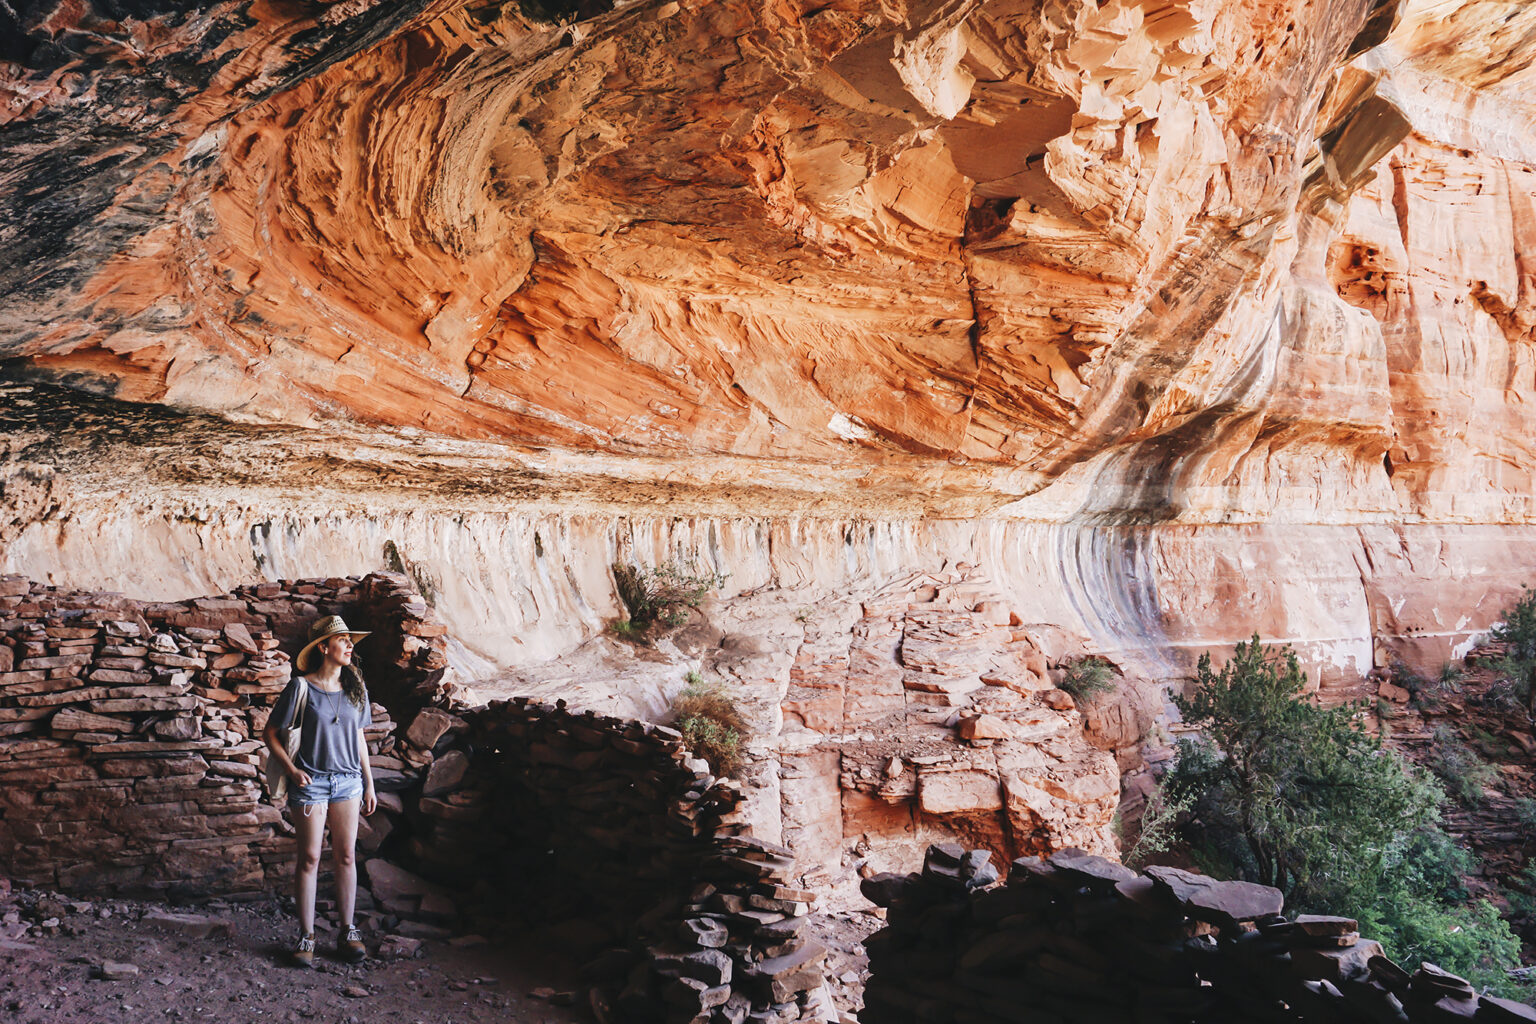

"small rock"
[98,961,139,981]
[957,714,1011,743]
[140,910,234,939]
[342,985,369,999]
[376,936,423,960]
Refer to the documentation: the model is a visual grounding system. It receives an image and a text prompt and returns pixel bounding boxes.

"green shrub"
[1506,863,1536,921]
[1120,783,1192,870]
[1514,798,1536,840]
[1166,636,1443,905]
[1492,585,1536,661]
[1059,656,1117,705]
[611,558,727,633]
[1490,587,1536,715]
[1166,635,1522,991]
[1364,898,1525,998]
[1427,724,1497,808]
[672,677,749,778]
[1480,676,1528,714]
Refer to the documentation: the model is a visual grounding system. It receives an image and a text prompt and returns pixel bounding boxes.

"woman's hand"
[288,766,313,788]
[362,784,377,816]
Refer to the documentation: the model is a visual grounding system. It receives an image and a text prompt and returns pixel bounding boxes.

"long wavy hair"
[340,663,368,709]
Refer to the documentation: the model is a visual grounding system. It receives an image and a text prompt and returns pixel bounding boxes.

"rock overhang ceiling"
[4,0,1533,526]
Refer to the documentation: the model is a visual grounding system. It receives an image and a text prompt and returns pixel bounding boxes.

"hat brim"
[295,630,371,673]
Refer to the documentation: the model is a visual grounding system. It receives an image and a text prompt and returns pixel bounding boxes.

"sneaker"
[338,926,366,964]
[292,934,316,968]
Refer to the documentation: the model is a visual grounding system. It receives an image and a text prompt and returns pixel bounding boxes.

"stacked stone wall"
[387,696,832,1022]
[0,572,832,1022]
[0,571,447,892]
[859,845,1536,1024]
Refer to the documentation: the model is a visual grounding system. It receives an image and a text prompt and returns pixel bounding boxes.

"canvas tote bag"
[264,680,309,802]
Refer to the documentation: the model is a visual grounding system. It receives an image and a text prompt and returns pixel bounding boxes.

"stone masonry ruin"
[859,845,1536,1024]
[0,572,832,1023]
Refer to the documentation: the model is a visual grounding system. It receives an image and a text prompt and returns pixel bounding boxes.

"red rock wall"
[4,0,1536,705]
[0,0,1530,518]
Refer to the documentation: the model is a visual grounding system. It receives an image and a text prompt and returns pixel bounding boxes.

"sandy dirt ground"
[0,885,588,1024]
[0,883,880,1023]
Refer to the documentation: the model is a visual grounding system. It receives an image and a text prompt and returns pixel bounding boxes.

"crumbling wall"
[859,845,1536,1024]
[388,697,832,1023]
[0,571,832,1023]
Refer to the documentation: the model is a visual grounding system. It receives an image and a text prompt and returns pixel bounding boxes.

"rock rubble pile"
[859,844,1536,1024]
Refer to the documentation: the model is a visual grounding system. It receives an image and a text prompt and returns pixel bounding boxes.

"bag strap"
[288,676,309,731]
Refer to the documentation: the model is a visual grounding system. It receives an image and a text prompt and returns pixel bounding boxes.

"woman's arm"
[357,726,377,816]
[262,714,311,788]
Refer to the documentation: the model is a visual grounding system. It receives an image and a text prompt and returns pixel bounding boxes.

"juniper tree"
[1165,635,1523,993]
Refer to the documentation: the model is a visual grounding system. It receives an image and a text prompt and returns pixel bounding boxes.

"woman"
[263,615,378,967]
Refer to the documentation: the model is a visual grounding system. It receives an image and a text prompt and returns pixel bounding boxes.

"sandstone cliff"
[4,1,1536,688]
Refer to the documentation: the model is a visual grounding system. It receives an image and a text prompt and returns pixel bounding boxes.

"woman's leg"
[293,804,326,936]
[327,797,361,928]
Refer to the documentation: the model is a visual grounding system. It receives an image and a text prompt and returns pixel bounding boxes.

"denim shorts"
[288,771,364,809]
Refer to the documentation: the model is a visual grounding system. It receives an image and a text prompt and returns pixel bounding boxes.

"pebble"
[98,961,139,981]
[342,985,370,998]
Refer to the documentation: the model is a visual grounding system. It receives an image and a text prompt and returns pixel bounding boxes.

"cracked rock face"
[3,0,1536,686]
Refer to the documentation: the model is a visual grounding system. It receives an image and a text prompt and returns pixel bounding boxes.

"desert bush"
[1165,635,1522,992]
[1506,863,1536,921]
[1427,724,1497,807]
[1058,656,1116,705]
[671,677,749,778]
[1493,585,1536,661]
[1166,636,1443,904]
[1120,783,1192,871]
[1478,678,1527,715]
[1489,587,1536,714]
[1367,898,1525,997]
[611,558,727,632]
[1514,798,1536,841]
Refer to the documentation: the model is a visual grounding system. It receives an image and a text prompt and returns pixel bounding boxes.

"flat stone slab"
[1294,914,1358,936]
[139,910,234,939]
[1049,850,1137,890]
[1144,865,1283,925]
[1479,994,1536,1022]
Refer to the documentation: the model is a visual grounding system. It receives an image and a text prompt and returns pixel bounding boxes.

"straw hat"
[295,615,370,673]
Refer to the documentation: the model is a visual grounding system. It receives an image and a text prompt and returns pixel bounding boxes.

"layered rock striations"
[4,1,1536,683]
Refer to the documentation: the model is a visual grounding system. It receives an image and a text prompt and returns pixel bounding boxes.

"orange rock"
[957,714,1011,743]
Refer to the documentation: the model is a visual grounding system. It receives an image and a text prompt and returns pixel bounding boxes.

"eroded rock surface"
[1,0,1532,512]
[4,4,1536,724]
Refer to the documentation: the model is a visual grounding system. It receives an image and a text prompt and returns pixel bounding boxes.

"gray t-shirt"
[271,676,372,776]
